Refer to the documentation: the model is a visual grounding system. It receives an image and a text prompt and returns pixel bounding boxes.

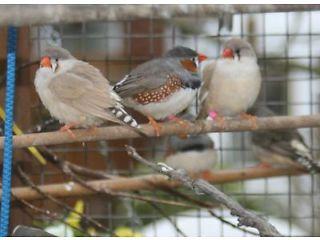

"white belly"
[125,88,197,120]
[165,149,217,173]
[34,69,103,128]
[206,59,261,116]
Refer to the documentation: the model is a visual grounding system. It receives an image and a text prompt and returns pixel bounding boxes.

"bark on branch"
[1,115,320,149]
[126,145,283,237]
[5,165,304,202]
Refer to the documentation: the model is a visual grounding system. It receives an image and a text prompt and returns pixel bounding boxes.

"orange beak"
[197,53,208,62]
[40,56,51,68]
[222,48,234,58]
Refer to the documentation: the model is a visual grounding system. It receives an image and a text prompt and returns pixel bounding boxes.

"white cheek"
[195,58,200,68]
[51,61,58,72]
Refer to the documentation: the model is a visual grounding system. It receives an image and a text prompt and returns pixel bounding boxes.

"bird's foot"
[252,162,273,169]
[240,112,257,129]
[60,123,77,139]
[208,111,226,129]
[147,116,161,137]
[167,115,189,139]
[86,126,98,135]
[199,170,213,179]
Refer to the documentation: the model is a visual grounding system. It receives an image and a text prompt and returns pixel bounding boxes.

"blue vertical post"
[0,26,17,237]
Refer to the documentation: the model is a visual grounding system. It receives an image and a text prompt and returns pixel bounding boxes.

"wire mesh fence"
[0,5,319,237]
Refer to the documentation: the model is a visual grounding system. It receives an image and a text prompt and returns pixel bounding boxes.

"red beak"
[40,56,51,68]
[222,48,234,58]
[197,53,208,62]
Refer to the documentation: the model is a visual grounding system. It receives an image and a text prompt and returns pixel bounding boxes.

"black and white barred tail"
[295,156,320,174]
[109,107,140,128]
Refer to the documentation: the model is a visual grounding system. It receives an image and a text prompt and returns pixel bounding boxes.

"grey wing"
[197,60,216,119]
[48,68,121,124]
[113,58,191,98]
[252,129,311,160]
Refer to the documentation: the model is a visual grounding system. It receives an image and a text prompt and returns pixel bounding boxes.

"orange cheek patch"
[180,59,197,72]
[133,75,183,105]
[40,56,51,68]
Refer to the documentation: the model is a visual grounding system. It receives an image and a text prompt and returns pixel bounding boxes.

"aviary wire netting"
[1,5,319,237]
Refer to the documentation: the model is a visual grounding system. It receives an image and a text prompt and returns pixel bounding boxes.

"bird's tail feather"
[296,156,320,174]
[110,107,139,128]
[109,107,148,137]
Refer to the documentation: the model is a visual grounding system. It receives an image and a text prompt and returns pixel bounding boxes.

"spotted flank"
[133,74,183,105]
[109,107,140,128]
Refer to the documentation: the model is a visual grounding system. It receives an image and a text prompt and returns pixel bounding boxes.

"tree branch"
[126,145,282,237]
[1,115,320,148]
[4,166,304,202]
[15,165,111,233]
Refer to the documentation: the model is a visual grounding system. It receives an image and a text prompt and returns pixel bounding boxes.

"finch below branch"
[0,114,320,148]
[125,145,282,237]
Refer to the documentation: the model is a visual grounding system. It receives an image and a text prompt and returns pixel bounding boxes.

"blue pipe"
[0,26,17,237]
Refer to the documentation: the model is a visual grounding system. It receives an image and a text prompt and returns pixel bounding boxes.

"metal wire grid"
[15,9,320,236]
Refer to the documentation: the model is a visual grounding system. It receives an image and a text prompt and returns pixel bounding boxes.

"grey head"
[169,134,214,153]
[164,46,199,59]
[40,46,75,72]
[42,46,74,60]
[222,38,256,60]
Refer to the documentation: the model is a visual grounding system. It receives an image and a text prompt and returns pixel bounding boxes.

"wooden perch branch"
[0,5,319,27]
[4,166,304,202]
[126,146,282,237]
[1,115,320,149]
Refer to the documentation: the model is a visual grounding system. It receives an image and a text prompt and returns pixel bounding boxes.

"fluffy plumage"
[113,46,204,120]
[34,46,140,129]
[165,133,217,174]
[198,38,261,118]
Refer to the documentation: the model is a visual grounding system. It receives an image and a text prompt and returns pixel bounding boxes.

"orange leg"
[167,115,190,139]
[147,116,162,137]
[208,110,226,129]
[251,162,274,169]
[86,126,98,135]
[199,170,214,179]
[60,123,78,139]
[240,112,258,129]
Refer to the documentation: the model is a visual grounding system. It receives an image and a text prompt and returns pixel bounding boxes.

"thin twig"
[126,145,282,237]
[0,179,88,236]
[13,196,88,236]
[38,146,198,208]
[15,164,111,234]
[148,202,187,237]
[160,187,259,236]
[67,162,119,180]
